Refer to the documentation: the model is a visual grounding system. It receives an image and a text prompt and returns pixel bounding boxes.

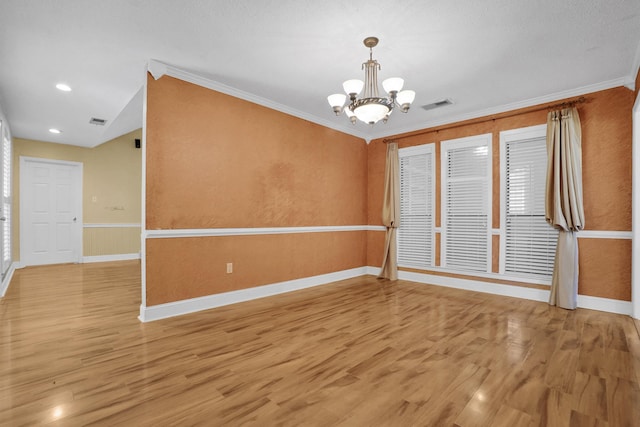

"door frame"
[633,91,640,320]
[19,156,83,266]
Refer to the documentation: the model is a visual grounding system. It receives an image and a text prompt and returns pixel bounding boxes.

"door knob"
[73,217,77,222]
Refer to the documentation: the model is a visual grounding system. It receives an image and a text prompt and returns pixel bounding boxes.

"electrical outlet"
[226,262,233,274]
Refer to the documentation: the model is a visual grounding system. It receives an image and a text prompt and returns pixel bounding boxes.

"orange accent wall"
[581,89,633,230]
[366,230,385,270]
[147,72,634,306]
[491,235,499,273]
[146,75,367,229]
[367,140,387,227]
[579,238,632,301]
[367,86,635,301]
[146,74,367,306]
[146,232,366,305]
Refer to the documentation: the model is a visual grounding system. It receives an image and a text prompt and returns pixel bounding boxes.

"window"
[398,144,435,269]
[441,134,492,272]
[500,125,557,280]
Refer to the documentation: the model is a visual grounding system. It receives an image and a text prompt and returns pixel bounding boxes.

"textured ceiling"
[1,0,639,147]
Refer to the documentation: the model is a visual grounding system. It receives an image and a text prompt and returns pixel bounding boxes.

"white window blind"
[501,126,557,279]
[398,144,435,269]
[441,134,492,272]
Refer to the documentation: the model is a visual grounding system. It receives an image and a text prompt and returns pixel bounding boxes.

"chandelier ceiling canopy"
[327,37,415,126]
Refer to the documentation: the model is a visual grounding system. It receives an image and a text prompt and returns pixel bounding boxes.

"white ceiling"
[1,0,639,147]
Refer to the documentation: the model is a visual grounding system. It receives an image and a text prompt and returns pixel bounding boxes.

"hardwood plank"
[569,410,609,427]
[0,261,638,425]
[538,388,574,427]
[490,404,535,427]
[571,371,608,422]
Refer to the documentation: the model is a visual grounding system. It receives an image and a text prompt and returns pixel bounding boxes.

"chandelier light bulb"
[382,77,404,95]
[327,94,347,115]
[397,90,416,112]
[343,79,364,98]
[353,103,388,125]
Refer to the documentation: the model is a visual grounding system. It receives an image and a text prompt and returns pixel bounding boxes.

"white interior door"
[20,157,82,266]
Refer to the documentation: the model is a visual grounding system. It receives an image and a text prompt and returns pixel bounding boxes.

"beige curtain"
[545,107,584,309]
[379,142,400,280]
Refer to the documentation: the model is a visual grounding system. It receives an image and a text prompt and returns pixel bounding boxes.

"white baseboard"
[0,262,20,297]
[82,253,141,263]
[366,266,632,316]
[398,270,550,303]
[576,295,633,316]
[366,266,381,276]
[139,266,368,322]
[137,264,632,322]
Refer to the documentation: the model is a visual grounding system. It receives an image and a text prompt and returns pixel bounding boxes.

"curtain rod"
[383,96,587,143]
[546,96,586,111]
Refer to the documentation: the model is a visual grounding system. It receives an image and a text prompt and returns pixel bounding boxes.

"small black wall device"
[135,138,141,149]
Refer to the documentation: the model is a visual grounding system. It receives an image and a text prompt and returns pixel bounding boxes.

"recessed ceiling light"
[56,83,71,92]
[49,128,62,134]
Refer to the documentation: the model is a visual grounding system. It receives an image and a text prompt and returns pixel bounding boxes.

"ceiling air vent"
[421,98,453,111]
[89,117,107,126]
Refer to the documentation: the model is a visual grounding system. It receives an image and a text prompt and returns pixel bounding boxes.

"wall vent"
[421,98,454,111]
[89,117,107,126]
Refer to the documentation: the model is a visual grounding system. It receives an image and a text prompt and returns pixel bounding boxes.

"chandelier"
[327,37,415,125]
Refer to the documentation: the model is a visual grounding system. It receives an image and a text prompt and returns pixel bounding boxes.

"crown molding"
[146,60,369,142]
[625,39,640,91]
[374,77,630,141]
[147,60,632,143]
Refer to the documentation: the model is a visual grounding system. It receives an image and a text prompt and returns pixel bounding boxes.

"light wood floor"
[1,261,639,426]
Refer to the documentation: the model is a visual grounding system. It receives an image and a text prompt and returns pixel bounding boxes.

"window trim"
[397,143,436,269]
[440,133,493,273]
[499,124,553,283]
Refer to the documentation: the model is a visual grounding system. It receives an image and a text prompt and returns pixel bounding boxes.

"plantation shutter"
[442,136,491,272]
[398,145,434,268]
[2,132,11,271]
[0,122,9,276]
[505,136,557,278]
